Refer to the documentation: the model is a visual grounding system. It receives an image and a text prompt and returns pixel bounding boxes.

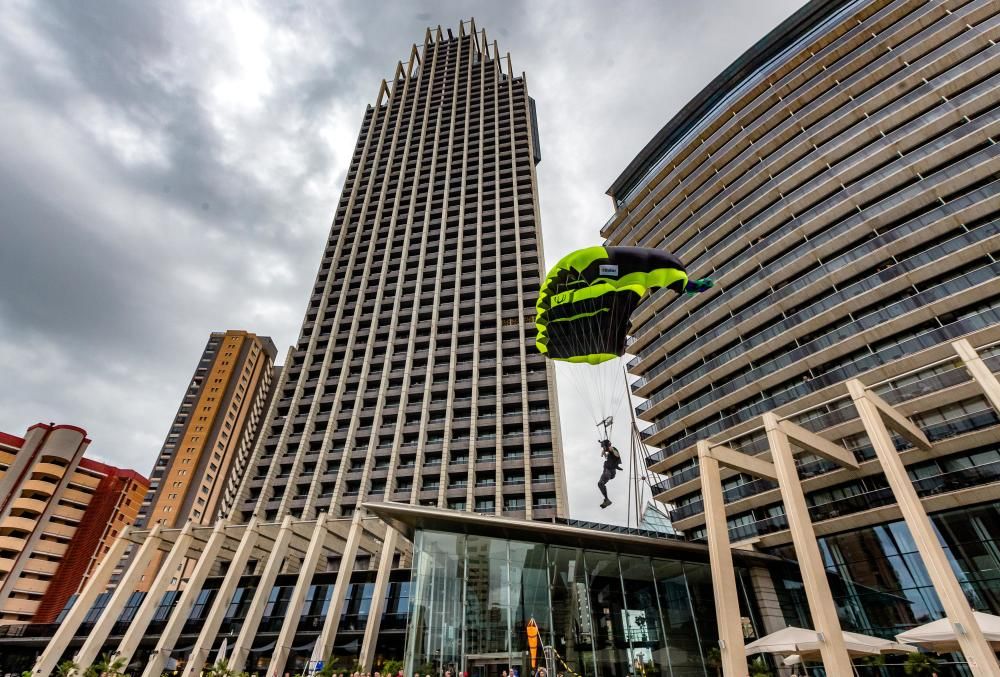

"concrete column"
[697,442,747,677]
[141,519,231,677]
[229,517,296,673]
[32,527,135,677]
[312,514,365,666]
[268,513,330,677]
[114,522,196,664]
[954,339,1000,413]
[847,381,1000,675]
[764,413,853,675]
[748,567,786,636]
[73,525,165,671]
[358,527,399,670]
[181,519,261,677]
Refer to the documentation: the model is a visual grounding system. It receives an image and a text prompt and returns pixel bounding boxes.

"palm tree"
[55,660,79,677]
[205,659,249,677]
[904,652,939,676]
[83,654,126,677]
[317,658,339,677]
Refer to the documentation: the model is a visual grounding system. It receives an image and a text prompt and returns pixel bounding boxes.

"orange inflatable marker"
[526,618,539,670]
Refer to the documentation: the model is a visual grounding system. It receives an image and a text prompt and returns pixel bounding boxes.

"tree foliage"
[904,652,939,676]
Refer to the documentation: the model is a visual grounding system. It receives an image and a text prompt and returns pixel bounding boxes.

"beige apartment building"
[0,423,147,624]
[602,0,1000,672]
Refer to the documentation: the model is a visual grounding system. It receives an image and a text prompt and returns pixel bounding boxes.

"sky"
[0,0,805,525]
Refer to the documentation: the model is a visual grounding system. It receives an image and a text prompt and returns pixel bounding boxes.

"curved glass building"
[604,0,1000,642]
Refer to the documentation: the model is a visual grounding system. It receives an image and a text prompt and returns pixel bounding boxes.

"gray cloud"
[0,0,803,526]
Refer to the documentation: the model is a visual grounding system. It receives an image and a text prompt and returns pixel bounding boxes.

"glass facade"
[404,530,769,677]
[772,501,1000,640]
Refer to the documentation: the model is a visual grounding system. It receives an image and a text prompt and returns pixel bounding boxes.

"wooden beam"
[954,338,1000,414]
[708,444,777,481]
[779,420,859,470]
[847,380,931,451]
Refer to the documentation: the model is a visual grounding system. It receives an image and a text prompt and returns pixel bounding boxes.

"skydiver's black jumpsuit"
[598,444,622,501]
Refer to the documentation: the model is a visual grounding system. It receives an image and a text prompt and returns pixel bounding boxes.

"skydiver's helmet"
[601,439,612,450]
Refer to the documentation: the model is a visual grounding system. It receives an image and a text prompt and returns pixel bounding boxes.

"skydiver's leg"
[598,468,613,508]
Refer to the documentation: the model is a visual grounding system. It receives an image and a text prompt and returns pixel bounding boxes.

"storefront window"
[406,530,729,677]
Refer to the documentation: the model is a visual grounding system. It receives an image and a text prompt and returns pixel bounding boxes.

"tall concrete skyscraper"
[228,20,566,525]
[16,22,567,677]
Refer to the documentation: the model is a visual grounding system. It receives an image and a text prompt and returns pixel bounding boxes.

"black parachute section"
[535,246,712,364]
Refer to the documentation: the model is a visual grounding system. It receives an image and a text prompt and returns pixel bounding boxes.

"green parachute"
[535,246,712,364]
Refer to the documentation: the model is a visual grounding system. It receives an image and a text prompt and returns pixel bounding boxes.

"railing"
[638,223,994,393]
[877,366,973,405]
[632,188,998,379]
[923,409,1000,443]
[638,262,997,422]
[603,0,864,234]
[912,460,1000,496]
[721,451,1000,541]
[644,296,1000,462]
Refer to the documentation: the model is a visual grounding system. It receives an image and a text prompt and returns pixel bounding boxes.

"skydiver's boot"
[600,497,612,509]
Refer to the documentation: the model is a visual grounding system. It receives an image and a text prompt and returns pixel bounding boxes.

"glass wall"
[404,530,760,677]
[772,501,1000,638]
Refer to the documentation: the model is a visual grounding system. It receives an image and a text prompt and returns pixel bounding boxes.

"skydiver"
[598,439,623,509]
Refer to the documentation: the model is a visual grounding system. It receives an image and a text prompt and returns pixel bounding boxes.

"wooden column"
[114,522,195,663]
[180,519,260,677]
[141,519,231,677]
[33,527,137,677]
[268,513,330,677]
[74,525,165,670]
[764,413,854,675]
[229,517,297,673]
[847,380,1000,675]
[358,528,399,671]
[697,441,747,677]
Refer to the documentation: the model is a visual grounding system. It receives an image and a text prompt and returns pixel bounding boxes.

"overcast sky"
[0,0,804,525]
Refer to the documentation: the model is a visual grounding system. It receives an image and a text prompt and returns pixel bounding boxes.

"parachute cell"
[535,246,711,363]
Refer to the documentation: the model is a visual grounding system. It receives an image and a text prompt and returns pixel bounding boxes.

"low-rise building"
[0,424,148,624]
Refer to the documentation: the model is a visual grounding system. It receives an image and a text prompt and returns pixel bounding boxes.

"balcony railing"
[638,263,997,424]
[631,188,997,379]
[644,298,1000,464]
[721,455,1000,542]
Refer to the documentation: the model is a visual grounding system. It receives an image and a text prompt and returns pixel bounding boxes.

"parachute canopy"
[535,246,711,364]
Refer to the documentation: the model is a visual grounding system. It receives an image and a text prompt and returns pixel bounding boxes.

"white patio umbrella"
[896,611,1000,652]
[746,626,917,658]
[783,633,916,663]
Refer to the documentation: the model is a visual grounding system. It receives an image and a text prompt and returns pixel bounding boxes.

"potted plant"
[381,660,404,677]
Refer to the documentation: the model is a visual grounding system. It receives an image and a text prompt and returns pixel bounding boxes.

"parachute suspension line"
[623,365,656,529]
